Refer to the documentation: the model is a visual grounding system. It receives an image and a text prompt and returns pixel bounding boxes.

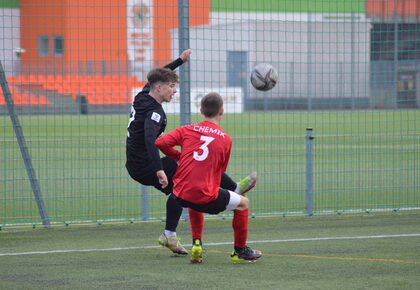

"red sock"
[188,208,204,241]
[232,209,249,248]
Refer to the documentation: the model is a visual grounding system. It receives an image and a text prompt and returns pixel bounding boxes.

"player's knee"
[238,196,249,210]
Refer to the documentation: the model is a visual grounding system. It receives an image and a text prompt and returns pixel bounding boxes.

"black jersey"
[126,58,183,178]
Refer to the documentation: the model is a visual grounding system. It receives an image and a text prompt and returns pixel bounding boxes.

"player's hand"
[156,170,168,189]
[179,49,191,62]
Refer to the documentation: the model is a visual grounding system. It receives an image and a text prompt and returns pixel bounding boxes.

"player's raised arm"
[164,49,191,70]
[179,49,191,63]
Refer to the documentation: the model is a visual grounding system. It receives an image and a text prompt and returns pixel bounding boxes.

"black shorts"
[171,188,230,215]
[126,157,178,195]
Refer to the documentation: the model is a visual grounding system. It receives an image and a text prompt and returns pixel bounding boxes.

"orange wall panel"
[153,0,209,67]
[20,0,209,73]
[21,0,127,73]
[366,0,420,20]
[67,0,127,62]
[21,0,67,71]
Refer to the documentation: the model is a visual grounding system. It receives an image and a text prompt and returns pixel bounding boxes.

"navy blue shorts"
[171,188,230,215]
[126,156,177,195]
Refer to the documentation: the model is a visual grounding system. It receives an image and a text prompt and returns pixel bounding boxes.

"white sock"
[164,230,176,237]
[235,183,240,193]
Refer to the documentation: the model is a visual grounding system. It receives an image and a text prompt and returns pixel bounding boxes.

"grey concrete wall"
[0,9,20,75]
[172,13,371,104]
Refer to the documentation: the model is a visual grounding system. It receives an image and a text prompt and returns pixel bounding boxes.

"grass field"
[0,212,419,289]
[0,0,19,8]
[1,111,419,225]
[211,0,366,13]
[0,0,367,12]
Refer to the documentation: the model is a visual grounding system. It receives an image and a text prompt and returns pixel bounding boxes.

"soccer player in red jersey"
[155,92,262,263]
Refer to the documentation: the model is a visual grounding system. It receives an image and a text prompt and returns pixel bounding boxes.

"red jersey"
[155,120,232,204]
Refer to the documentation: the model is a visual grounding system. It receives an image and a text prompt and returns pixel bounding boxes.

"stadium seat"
[0,92,5,105]
[6,74,142,105]
[38,95,50,105]
[0,85,51,106]
[7,75,17,85]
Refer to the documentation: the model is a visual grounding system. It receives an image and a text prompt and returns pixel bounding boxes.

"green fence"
[1,0,419,227]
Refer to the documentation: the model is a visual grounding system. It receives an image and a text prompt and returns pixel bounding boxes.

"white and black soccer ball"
[250,63,278,91]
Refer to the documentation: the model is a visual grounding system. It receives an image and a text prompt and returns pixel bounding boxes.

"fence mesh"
[1,0,419,226]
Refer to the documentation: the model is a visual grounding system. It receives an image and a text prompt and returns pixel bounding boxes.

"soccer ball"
[250,63,278,91]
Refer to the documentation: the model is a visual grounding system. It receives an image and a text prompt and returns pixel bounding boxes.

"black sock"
[234,246,245,253]
[220,173,237,191]
[193,238,202,246]
[165,196,183,232]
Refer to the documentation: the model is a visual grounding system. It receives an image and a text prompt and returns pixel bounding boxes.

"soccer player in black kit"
[126,49,257,255]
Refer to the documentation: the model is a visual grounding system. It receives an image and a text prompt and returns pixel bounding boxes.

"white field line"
[0,233,419,257]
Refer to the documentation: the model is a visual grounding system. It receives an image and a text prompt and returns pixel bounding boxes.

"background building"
[173,12,371,110]
[1,0,419,109]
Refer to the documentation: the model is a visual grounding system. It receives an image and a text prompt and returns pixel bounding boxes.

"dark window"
[37,36,49,56]
[371,23,420,61]
[54,36,64,56]
[399,24,420,61]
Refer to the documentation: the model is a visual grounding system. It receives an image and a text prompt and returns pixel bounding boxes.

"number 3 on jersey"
[193,135,215,161]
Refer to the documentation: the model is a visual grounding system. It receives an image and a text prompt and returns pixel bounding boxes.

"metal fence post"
[141,185,149,221]
[0,61,50,227]
[178,0,190,221]
[178,0,191,126]
[306,128,314,216]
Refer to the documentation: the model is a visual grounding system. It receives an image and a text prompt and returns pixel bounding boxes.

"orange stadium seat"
[9,74,142,105]
[7,75,17,85]
[0,85,51,106]
[38,95,50,105]
[0,92,5,105]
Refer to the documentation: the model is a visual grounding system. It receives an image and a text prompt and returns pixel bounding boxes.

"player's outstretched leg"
[237,172,257,195]
[190,238,203,264]
[230,246,262,263]
[157,196,188,255]
[158,232,188,255]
